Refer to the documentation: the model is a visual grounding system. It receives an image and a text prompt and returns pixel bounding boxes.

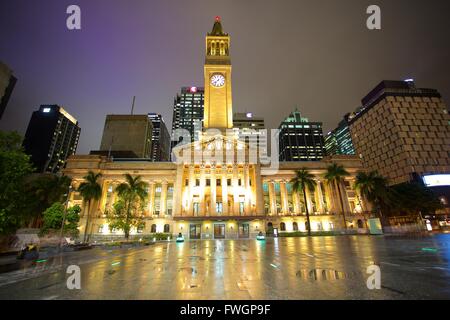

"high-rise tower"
[203,16,233,129]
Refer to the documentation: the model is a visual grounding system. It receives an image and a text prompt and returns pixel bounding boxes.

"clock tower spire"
[203,16,233,129]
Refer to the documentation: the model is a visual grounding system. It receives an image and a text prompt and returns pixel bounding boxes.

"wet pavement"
[0,234,449,299]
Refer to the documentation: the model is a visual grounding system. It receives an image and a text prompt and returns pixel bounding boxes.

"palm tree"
[354,171,389,219]
[290,168,317,236]
[115,174,148,240]
[323,163,350,230]
[78,171,102,243]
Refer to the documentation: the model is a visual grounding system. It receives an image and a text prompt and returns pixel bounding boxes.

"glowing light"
[404,78,414,82]
[111,261,121,266]
[36,259,47,263]
[189,86,197,93]
[423,174,450,187]
[246,112,253,118]
[42,108,51,113]
[215,16,221,22]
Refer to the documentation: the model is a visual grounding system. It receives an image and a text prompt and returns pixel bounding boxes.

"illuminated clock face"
[210,74,225,87]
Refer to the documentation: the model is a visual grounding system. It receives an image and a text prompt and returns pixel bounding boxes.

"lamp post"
[59,185,73,252]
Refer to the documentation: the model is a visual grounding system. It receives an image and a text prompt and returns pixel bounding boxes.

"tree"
[42,203,81,236]
[323,163,350,230]
[0,131,34,235]
[108,174,148,240]
[354,171,390,218]
[391,182,443,217]
[23,173,72,228]
[78,171,102,243]
[290,169,316,236]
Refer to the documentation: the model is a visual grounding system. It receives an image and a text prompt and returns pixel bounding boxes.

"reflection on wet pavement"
[0,234,449,299]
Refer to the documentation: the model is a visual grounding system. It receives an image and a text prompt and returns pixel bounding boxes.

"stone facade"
[63,153,368,240]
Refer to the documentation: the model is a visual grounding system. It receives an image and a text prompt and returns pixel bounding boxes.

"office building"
[148,113,170,161]
[324,114,355,156]
[0,62,17,120]
[23,105,80,173]
[278,110,325,161]
[171,87,204,149]
[99,115,153,159]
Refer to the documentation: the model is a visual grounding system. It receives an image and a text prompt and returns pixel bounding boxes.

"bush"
[143,233,172,241]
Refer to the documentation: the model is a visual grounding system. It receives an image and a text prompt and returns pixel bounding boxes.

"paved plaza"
[0,234,449,300]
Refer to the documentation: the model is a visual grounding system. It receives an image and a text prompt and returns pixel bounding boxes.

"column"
[210,164,216,216]
[200,164,206,215]
[100,180,109,213]
[339,180,351,213]
[315,180,325,214]
[293,191,301,215]
[188,165,195,216]
[221,166,228,215]
[244,164,251,215]
[232,164,239,214]
[160,180,168,216]
[305,188,314,214]
[268,181,276,215]
[148,181,155,216]
[280,181,288,215]
[173,165,184,216]
[254,164,264,216]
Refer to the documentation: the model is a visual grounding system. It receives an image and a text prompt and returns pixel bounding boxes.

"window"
[196,179,200,186]
[239,202,245,214]
[206,179,211,186]
[137,223,145,233]
[164,224,170,233]
[151,224,157,233]
[193,203,199,216]
[280,222,286,231]
[216,179,221,186]
[227,179,232,186]
[293,222,298,231]
[216,202,223,214]
[238,179,242,186]
[185,179,189,186]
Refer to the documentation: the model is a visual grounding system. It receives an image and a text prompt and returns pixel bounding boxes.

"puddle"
[178,267,197,274]
[296,269,348,280]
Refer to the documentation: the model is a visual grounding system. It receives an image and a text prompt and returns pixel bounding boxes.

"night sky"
[1,0,449,154]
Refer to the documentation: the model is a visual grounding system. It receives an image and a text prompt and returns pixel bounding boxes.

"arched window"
[293,222,298,231]
[164,224,170,233]
[151,224,157,233]
[280,222,286,231]
[305,221,309,231]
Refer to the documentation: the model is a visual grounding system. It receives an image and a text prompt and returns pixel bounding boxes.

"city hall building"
[63,18,368,240]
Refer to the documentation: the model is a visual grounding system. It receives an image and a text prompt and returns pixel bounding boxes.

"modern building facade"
[233,112,268,161]
[0,61,17,120]
[23,105,80,173]
[324,114,355,156]
[99,115,153,159]
[148,113,170,161]
[278,110,325,161]
[63,18,368,240]
[171,87,204,150]
[348,80,450,185]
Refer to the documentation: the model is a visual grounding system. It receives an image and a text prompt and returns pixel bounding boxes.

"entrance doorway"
[189,224,201,239]
[214,224,225,239]
[239,224,250,238]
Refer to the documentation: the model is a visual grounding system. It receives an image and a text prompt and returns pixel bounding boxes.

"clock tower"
[203,16,233,129]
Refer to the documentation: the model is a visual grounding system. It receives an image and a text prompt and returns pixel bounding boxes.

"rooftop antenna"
[131,96,136,115]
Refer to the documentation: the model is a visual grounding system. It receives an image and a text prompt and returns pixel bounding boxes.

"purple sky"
[1,0,449,154]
